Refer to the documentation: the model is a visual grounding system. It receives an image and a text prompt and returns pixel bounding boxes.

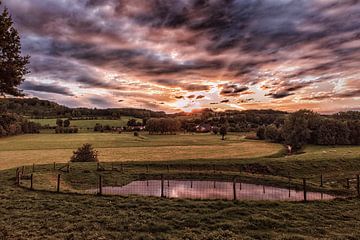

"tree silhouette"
[220,125,227,140]
[0,2,29,96]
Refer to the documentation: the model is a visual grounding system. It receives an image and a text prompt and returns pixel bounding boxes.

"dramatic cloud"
[4,0,359,112]
[21,81,74,96]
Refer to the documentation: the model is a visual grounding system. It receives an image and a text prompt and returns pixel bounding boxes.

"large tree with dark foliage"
[0,2,29,97]
[282,110,311,150]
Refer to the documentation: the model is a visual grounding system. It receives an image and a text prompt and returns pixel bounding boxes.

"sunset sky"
[4,0,360,113]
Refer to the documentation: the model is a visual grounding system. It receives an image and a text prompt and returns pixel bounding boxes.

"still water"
[92,180,336,201]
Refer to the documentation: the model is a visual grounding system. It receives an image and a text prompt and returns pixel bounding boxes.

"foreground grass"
[1,166,360,239]
[0,133,283,170]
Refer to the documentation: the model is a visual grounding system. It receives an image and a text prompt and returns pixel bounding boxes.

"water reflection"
[92,180,336,201]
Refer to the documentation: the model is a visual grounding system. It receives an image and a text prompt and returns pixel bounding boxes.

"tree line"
[146,118,181,134]
[0,113,40,137]
[257,110,360,150]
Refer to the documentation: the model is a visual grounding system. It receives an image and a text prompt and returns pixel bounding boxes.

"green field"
[1,160,360,239]
[0,133,282,170]
[1,132,360,239]
[29,117,139,128]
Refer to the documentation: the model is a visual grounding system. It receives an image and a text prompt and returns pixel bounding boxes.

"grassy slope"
[1,134,360,239]
[0,133,283,170]
[1,166,360,239]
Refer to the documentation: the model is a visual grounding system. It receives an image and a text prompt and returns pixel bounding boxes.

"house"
[195,123,212,133]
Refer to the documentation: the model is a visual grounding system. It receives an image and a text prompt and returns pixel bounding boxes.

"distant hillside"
[0,98,167,119]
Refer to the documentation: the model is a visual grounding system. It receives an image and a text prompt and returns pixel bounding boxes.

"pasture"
[0,133,282,170]
[29,117,139,128]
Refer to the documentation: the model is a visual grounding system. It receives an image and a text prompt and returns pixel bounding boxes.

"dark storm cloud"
[152,79,210,91]
[302,89,360,101]
[267,92,294,99]
[220,83,249,96]
[21,81,74,96]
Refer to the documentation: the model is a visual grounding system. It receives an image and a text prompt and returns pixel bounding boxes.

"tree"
[63,119,70,127]
[256,126,265,140]
[219,125,227,140]
[212,126,219,135]
[265,124,280,142]
[282,110,311,150]
[146,118,181,134]
[56,118,63,127]
[0,2,30,96]
[70,144,98,162]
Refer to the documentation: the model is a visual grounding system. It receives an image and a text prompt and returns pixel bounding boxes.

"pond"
[90,180,337,201]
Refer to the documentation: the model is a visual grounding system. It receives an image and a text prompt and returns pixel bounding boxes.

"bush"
[70,144,98,162]
[134,131,139,137]
[94,123,103,132]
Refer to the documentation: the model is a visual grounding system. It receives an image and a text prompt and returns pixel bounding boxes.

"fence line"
[16,164,360,202]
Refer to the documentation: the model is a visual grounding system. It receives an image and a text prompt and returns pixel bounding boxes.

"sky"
[4,0,360,113]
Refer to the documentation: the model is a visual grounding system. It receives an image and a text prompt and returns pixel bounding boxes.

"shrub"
[94,123,103,132]
[63,119,70,127]
[70,144,98,162]
[134,131,139,137]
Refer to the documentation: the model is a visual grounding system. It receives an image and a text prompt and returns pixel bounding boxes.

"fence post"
[15,168,19,183]
[146,165,149,173]
[16,168,20,186]
[120,163,124,173]
[67,163,70,173]
[97,162,100,171]
[357,175,360,198]
[346,178,350,189]
[288,174,291,198]
[53,162,56,171]
[213,164,216,174]
[57,174,61,193]
[190,180,193,188]
[320,174,323,187]
[98,175,103,195]
[303,178,307,202]
[167,165,170,173]
[111,162,114,171]
[30,174,33,190]
[21,166,24,175]
[32,163,35,173]
[161,174,165,198]
[233,177,237,201]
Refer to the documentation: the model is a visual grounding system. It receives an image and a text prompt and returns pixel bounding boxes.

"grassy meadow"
[1,161,360,239]
[0,132,283,170]
[29,117,139,129]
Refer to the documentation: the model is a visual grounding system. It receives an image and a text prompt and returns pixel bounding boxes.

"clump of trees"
[55,118,78,134]
[70,144,98,162]
[0,114,40,137]
[257,110,360,150]
[146,118,181,134]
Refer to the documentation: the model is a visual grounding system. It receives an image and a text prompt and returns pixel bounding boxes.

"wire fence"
[15,162,360,202]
